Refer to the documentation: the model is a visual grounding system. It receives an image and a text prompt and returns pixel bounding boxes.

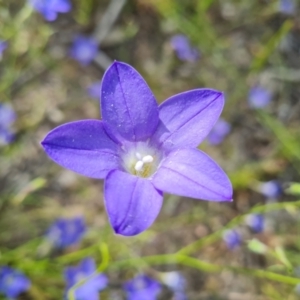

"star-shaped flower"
[123,274,161,300]
[46,216,86,249]
[42,61,233,236]
[0,266,30,299]
[29,0,71,22]
[64,258,108,300]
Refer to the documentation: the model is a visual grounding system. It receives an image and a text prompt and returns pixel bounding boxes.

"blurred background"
[1,0,300,299]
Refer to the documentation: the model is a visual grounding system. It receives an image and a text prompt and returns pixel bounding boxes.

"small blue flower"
[0,40,7,57]
[170,34,200,62]
[246,214,264,233]
[124,275,161,300]
[207,118,231,145]
[87,81,102,100]
[0,103,15,146]
[46,217,86,249]
[258,180,282,199]
[279,0,295,15]
[70,35,98,66]
[248,85,273,109]
[223,229,241,250]
[65,258,108,300]
[29,0,71,21]
[0,266,30,299]
[160,271,186,300]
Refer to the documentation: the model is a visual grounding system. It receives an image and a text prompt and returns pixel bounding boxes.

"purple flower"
[0,40,7,57]
[279,0,295,14]
[29,0,71,22]
[70,35,98,66]
[65,258,108,300]
[0,103,15,146]
[170,34,200,62]
[258,180,282,199]
[124,275,161,300]
[87,81,102,100]
[223,229,241,249]
[41,61,233,236]
[248,85,273,109]
[207,118,231,145]
[245,214,264,233]
[46,217,86,249]
[0,266,30,299]
[161,272,186,300]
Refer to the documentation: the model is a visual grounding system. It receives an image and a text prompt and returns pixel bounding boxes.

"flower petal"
[104,170,163,236]
[101,61,159,142]
[153,148,232,201]
[41,120,120,179]
[152,89,224,150]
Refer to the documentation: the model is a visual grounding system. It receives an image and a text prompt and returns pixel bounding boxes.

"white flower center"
[121,143,161,178]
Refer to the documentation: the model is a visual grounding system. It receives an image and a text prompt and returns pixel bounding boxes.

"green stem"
[67,243,110,300]
[111,253,300,286]
[177,200,300,256]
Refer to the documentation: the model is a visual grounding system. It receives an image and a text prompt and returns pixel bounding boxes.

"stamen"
[142,155,154,163]
[135,152,142,160]
[134,160,144,171]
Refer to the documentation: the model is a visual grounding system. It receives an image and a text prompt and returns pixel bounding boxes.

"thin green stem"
[67,243,110,300]
[177,200,300,256]
[110,253,300,286]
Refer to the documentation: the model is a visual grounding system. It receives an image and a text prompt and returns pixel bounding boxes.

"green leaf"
[285,182,300,196]
[247,238,268,254]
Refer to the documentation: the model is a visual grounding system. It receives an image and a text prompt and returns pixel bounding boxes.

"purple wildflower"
[279,0,295,14]
[0,266,30,299]
[0,40,7,58]
[245,214,264,233]
[46,217,86,249]
[124,275,161,300]
[170,34,200,62]
[41,61,233,236]
[87,81,102,100]
[65,258,108,300]
[248,85,273,109]
[223,229,241,249]
[0,103,16,146]
[258,180,282,199]
[161,271,186,300]
[70,35,98,66]
[29,0,71,22]
[207,118,231,145]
